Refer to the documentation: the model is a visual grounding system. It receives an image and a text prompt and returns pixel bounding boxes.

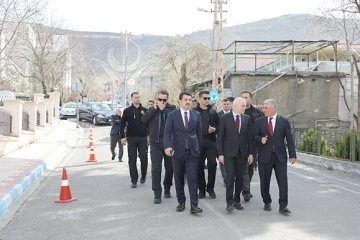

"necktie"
[268,117,273,136]
[236,115,240,133]
[184,112,189,148]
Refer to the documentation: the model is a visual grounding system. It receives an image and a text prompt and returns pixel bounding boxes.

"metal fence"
[0,110,12,136]
[22,111,29,130]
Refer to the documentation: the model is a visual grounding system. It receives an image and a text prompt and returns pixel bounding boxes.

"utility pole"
[211,0,227,99]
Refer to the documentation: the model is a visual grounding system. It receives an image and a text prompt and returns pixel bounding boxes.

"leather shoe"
[234,202,244,210]
[264,203,272,211]
[119,158,123,162]
[279,207,291,216]
[111,153,116,160]
[176,203,185,212]
[140,176,146,184]
[131,182,137,188]
[226,203,234,212]
[198,190,206,199]
[243,193,251,202]
[190,205,203,214]
[154,198,161,204]
[207,189,216,199]
[164,190,171,198]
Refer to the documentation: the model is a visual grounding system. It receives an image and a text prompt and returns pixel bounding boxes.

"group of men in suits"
[120,90,297,216]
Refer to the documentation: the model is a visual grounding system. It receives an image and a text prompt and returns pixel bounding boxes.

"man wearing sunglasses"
[142,90,176,204]
[193,90,219,199]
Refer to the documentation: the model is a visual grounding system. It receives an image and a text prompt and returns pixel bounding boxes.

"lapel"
[273,115,280,135]
[227,113,238,133]
[174,109,185,130]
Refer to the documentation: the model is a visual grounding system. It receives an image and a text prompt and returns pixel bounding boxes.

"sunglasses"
[203,97,210,100]
[158,98,167,102]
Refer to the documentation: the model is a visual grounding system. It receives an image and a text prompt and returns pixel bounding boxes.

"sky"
[48,0,328,36]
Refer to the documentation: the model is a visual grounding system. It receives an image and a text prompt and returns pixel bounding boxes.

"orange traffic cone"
[89,126,93,138]
[87,145,97,162]
[88,135,94,148]
[55,168,77,203]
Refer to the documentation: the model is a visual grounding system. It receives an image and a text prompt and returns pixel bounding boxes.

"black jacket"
[110,114,121,135]
[193,104,219,142]
[120,104,148,138]
[141,103,177,143]
[244,105,264,125]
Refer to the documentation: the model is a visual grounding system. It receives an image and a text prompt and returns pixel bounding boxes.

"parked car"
[78,102,113,125]
[59,102,77,120]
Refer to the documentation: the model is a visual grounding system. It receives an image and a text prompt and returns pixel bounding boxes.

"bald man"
[217,97,254,212]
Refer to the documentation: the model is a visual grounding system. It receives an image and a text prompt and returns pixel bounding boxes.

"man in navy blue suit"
[253,99,296,216]
[164,91,203,214]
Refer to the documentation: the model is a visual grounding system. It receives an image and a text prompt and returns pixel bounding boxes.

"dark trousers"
[258,152,288,208]
[198,139,217,191]
[150,141,173,198]
[172,150,199,206]
[127,137,148,183]
[110,135,123,160]
[225,154,246,204]
[243,154,257,194]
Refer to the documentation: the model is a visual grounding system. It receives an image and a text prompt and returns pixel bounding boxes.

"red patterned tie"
[268,117,273,136]
[236,115,240,133]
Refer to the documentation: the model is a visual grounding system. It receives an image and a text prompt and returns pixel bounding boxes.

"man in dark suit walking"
[164,91,203,214]
[253,99,296,216]
[217,97,254,212]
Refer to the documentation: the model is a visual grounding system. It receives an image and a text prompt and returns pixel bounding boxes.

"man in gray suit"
[217,97,254,212]
[164,91,203,214]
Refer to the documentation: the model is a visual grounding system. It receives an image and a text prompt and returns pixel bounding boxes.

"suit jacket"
[217,112,254,158]
[110,115,121,135]
[164,109,202,158]
[217,110,231,117]
[253,115,296,163]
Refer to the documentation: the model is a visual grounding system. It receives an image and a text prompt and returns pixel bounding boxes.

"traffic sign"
[210,90,219,102]
[114,79,120,85]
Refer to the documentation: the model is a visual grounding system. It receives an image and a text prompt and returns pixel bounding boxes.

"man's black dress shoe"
[176,203,185,212]
[198,190,206,199]
[164,190,171,198]
[279,207,291,216]
[111,153,116,160]
[234,202,244,210]
[226,203,234,212]
[264,203,272,211]
[140,176,146,184]
[154,198,161,204]
[131,182,137,188]
[207,189,216,199]
[243,193,251,202]
[190,205,203,214]
[119,158,123,162]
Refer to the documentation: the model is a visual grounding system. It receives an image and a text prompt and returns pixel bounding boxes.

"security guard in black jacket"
[120,92,148,188]
[110,108,124,162]
[141,90,177,204]
[193,90,219,199]
[241,91,264,201]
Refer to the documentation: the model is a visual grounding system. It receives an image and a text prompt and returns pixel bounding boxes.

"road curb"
[0,125,83,220]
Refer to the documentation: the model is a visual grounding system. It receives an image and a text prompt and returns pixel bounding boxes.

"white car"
[60,102,78,119]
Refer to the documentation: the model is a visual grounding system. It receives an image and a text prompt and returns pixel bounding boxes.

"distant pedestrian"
[120,92,148,188]
[164,91,203,214]
[147,100,155,109]
[142,90,176,204]
[110,108,124,162]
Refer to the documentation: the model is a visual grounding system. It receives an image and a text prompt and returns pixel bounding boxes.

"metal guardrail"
[0,110,12,136]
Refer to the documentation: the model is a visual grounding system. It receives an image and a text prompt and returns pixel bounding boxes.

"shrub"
[298,128,332,156]
[333,131,360,161]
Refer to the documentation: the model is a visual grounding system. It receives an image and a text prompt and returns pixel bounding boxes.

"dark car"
[78,102,113,125]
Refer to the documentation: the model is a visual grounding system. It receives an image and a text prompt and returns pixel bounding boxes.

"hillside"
[67,14,341,78]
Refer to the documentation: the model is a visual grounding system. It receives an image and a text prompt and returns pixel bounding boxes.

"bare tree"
[0,0,47,90]
[316,0,360,133]
[154,40,212,96]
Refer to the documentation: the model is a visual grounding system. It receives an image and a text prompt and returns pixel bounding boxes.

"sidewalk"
[0,120,84,220]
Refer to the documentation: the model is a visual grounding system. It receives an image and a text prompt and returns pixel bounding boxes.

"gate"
[0,109,12,136]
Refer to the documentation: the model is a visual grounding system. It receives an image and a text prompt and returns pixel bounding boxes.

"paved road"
[1,124,360,240]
